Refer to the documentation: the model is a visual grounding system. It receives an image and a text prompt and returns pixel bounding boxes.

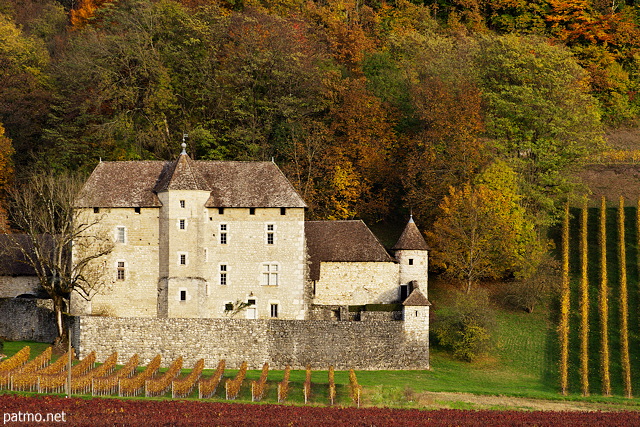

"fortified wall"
[0,298,57,342]
[72,315,430,371]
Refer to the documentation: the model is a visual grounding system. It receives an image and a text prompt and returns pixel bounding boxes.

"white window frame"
[261,263,279,286]
[265,223,276,245]
[115,226,126,244]
[219,263,228,286]
[246,298,257,319]
[116,260,126,281]
[219,223,228,245]
[178,252,188,266]
[270,302,279,318]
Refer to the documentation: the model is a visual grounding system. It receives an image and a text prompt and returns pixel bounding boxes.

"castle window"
[116,261,125,281]
[180,290,187,301]
[219,224,227,245]
[134,207,141,214]
[266,224,275,245]
[280,207,286,215]
[249,208,256,215]
[408,258,414,266]
[180,200,185,208]
[115,226,126,244]
[178,252,187,265]
[261,264,278,286]
[94,207,100,214]
[224,302,233,311]
[218,208,224,215]
[179,219,186,230]
[220,264,227,285]
[204,248,209,262]
[270,303,279,318]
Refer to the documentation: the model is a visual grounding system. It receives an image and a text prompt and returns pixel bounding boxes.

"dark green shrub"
[432,290,495,362]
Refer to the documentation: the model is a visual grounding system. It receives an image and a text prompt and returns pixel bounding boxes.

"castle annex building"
[69,145,431,370]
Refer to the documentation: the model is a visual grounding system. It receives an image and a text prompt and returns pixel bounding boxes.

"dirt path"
[418,391,640,412]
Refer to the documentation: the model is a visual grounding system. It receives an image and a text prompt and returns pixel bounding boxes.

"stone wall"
[73,316,429,370]
[0,298,57,342]
[0,276,40,299]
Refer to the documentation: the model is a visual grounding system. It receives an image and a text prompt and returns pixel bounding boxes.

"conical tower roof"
[403,288,431,306]
[392,216,429,250]
[155,144,209,192]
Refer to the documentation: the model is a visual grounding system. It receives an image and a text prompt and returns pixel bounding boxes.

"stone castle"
[64,144,431,370]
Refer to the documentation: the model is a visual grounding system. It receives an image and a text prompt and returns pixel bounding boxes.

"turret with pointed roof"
[393,215,429,251]
[393,216,429,301]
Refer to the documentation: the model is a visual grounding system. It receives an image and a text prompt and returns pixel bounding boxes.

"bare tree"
[5,171,113,343]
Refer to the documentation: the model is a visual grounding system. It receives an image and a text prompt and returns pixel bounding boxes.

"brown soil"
[415,391,640,412]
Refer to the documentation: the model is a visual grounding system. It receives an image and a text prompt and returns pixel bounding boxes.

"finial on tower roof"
[181,134,188,155]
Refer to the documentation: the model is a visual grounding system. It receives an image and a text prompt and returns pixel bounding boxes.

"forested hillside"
[1,0,636,284]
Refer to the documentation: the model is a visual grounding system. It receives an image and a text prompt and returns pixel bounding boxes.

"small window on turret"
[134,207,141,214]
[408,258,414,265]
[94,207,100,214]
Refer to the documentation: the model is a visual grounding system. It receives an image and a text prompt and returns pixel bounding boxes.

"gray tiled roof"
[305,220,395,281]
[392,217,429,251]
[403,288,431,306]
[75,156,306,208]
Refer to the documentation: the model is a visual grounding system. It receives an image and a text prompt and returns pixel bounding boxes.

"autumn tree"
[559,203,570,395]
[375,31,488,225]
[579,202,589,396]
[5,171,113,343]
[430,161,537,292]
[599,196,611,396]
[0,12,51,167]
[0,123,14,231]
[618,196,632,398]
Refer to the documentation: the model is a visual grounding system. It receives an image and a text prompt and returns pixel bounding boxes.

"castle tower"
[392,216,429,301]
[403,287,431,369]
[156,143,212,318]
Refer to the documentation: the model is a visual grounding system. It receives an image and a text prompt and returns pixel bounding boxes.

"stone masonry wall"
[74,316,429,370]
[0,298,57,342]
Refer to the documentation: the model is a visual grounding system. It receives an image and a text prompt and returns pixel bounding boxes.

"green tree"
[474,34,605,223]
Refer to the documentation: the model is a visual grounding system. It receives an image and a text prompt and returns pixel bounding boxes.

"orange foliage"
[70,0,112,30]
